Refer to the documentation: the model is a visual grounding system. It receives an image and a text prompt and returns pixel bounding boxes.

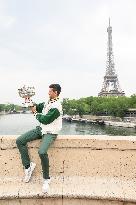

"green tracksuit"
[16,99,62,179]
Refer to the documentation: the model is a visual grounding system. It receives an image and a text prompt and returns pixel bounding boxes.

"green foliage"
[0,104,22,112]
[0,104,5,112]
[62,95,136,118]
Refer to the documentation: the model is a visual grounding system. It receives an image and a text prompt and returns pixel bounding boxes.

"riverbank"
[104,120,136,128]
[63,115,136,129]
[0,111,31,115]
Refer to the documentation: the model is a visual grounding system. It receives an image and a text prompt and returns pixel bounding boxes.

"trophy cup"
[18,85,35,107]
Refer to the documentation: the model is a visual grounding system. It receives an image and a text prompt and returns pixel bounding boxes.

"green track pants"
[16,126,57,179]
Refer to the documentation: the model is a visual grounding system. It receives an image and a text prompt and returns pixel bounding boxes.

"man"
[16,84,62,193]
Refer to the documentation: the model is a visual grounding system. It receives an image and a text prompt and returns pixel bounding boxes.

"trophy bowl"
[18,85,35,107]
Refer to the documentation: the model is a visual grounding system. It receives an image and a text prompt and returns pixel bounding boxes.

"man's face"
[48,88,58,99]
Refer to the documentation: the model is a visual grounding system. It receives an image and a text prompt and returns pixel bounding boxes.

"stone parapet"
[0,135,136,204]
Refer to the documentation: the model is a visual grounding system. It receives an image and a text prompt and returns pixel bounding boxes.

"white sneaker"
[24,162,36,183]
[42,178,51,193]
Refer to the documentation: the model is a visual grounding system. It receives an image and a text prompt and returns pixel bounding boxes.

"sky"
[0,0,136,105]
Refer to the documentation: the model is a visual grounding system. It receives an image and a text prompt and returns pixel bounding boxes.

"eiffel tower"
[98,19,125,97]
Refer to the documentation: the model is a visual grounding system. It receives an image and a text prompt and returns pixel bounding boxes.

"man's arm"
[36,102,45,113]
[36,108,60,125]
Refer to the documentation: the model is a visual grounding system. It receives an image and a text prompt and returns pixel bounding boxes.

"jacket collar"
[48,97,59,104]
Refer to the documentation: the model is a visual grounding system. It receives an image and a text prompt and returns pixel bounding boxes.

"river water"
[0,114,136,136]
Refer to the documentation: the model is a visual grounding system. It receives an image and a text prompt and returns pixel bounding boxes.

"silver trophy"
[18,85,35,107]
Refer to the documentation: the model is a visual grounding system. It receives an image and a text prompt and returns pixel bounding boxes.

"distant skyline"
[0,0,136,104]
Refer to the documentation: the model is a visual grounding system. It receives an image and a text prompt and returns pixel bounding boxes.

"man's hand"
[30,105,37,114]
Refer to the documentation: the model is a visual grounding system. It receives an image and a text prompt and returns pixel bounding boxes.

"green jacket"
[36,102,60,125]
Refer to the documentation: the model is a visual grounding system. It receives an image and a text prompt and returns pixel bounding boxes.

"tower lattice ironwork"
[98,19,125,97]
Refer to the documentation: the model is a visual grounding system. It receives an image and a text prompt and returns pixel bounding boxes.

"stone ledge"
[1,135,136,150]
[0,176,136,203]
[1,135,136,180]
[1,135,136,204]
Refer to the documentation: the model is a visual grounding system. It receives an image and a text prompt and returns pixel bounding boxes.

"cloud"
[0,15,16,29]
[0,0,136,104]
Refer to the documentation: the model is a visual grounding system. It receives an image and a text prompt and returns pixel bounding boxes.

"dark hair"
[49,84,61,96]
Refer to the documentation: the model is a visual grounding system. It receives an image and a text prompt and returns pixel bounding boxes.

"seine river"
[0,114,136,136]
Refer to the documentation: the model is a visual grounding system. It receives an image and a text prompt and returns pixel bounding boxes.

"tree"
[62,95,136,119]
